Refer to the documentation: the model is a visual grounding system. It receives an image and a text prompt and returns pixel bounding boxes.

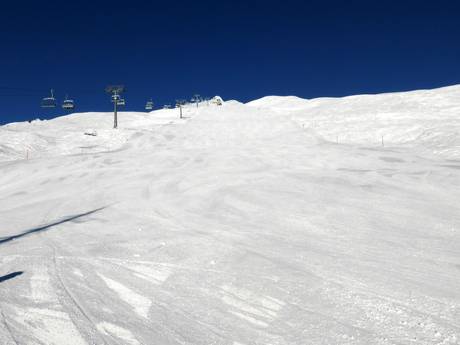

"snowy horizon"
[3,82,460,127]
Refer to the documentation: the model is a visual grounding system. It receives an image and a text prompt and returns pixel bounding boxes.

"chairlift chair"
[145,99,154,111]
[110,94,125,106]
[41,89,57,108]
[62,95,75,111]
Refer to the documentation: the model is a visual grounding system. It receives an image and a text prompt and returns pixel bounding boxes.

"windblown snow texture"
[0,87,459,344]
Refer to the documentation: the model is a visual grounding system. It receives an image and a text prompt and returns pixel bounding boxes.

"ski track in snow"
[0,308,19,345]
[10,306,87,345]
[0,92,459,344]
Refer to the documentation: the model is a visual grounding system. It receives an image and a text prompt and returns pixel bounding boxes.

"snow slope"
[0,109,187,161]
[248,85,460,159]
[0,89,459,345]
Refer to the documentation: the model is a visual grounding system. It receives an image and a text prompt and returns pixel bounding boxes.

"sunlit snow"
[0,86,459,344]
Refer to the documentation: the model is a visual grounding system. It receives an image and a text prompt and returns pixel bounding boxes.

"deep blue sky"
[1,0,459,124]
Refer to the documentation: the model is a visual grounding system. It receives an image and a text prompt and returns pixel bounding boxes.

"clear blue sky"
[1,0,459,124]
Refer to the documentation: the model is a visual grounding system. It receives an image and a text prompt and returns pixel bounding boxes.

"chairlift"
[175,99,185,108]
[145,99,154,111]
[110,94,125,106]
[41,89,56,108]
[62,94,75,111]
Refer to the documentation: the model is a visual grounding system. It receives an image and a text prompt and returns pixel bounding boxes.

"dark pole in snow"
[113,91,118,129]
[193,94,200,108]
[105,85,125,129]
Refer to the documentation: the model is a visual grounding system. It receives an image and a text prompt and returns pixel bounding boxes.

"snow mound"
[0,110,186,161]
[249,85,460,158]
[246,95,309,111]
[224,100,243,106]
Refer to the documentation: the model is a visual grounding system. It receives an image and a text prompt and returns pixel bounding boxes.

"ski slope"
[0,87,459,345]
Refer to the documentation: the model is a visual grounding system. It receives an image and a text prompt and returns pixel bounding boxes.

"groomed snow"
[0,88,459,345]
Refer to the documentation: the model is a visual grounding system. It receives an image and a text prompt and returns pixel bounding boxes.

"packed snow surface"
[0,87,460,345]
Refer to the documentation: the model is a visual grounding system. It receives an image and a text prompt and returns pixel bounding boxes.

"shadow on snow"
[0,271,23,283]
[0,207,107,245]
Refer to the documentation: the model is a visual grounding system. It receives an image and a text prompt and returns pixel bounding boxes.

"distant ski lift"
[175,99,186,108]
[62,95,75,111]
[41,89,56,108]
[145,99,154,111]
